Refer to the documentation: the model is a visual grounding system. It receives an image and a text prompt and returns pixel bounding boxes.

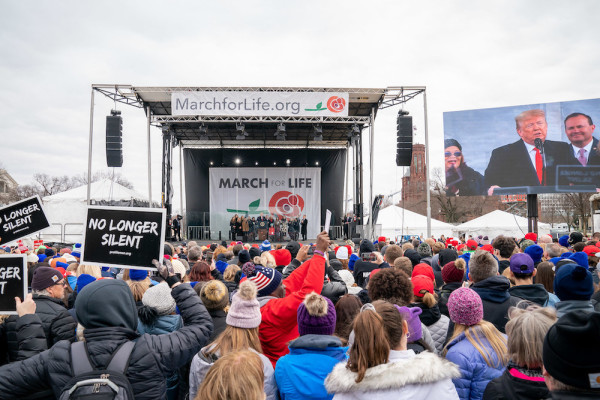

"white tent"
[41,179,147,242]
[452,209,551,239]
[377,205,455,239]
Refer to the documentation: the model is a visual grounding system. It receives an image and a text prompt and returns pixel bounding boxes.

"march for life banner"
[172,91,349,117]
[209,168,321,239]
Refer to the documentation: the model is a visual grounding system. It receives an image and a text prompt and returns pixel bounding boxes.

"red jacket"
[259,255,325,367]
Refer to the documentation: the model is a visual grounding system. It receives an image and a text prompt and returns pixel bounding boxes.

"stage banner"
[0,254,27,315]
[0,196,50,245]
[172,91,348,117]
[81,206,166,270]
[209,168,321,240]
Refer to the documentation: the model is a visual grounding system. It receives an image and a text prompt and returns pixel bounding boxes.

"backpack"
[59,341,135,400]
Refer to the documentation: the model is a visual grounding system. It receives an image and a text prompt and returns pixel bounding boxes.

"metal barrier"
[188,226,212,240]
[64,223,84,243]
[320,225,343,240]
[38,223,84,243]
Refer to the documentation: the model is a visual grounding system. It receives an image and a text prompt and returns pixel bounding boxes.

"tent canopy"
[377,205,455,239]
[452,210,551,238]
[43,179,147,203]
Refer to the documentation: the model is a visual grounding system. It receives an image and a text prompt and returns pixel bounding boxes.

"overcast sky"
[2,0,600,213]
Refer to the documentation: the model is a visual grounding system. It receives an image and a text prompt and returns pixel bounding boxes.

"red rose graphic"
[326,96,346,113]
[268,191,305,218]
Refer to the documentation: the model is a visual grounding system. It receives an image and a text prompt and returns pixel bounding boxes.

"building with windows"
[0,169,18,205]
[401,144,427,202]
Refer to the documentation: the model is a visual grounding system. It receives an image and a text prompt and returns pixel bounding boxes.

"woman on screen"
[444,139,485,196]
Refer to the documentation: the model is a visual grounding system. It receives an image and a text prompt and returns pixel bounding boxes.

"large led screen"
[443,98,600,196]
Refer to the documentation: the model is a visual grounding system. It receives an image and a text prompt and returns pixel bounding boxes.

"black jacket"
[207,309,227,342]
[352,260,380,288]
[445,164,485,196]
[471,276,522,333]
[438,282,462,318]
[1,314,48,365]
[508,284,550,307]
[483,367,549,400]
[498,260,511,274]
[0,283,213,400]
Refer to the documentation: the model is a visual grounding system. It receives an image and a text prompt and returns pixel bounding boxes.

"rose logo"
[268,191,305,218]
[326,96,346,113]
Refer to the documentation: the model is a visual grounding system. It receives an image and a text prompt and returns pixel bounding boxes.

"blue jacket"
[137,314,183,335]
[445,328,506,400]
[275,334,348,400]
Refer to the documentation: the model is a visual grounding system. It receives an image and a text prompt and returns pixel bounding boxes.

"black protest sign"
[0,196,50,245]
[0,255,27,315]
[81,206,166,270]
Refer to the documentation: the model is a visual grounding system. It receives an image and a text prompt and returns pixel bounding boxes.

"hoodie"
[76,279,138,330]
[509,283,559,307]
[471,276,521,333]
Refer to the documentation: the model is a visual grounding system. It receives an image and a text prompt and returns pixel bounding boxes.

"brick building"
[401,144,427,202]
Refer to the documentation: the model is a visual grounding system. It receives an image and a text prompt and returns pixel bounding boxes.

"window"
[0,181,5,193]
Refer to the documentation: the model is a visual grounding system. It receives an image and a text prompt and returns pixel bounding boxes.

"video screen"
[443,98,600,196]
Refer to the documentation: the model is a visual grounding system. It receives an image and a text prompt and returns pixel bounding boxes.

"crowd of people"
[1,229,600,399]
[229,213,308,242]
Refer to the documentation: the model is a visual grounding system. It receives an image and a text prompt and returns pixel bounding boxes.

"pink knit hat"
[226,281,262,329]
[447,287,483,326]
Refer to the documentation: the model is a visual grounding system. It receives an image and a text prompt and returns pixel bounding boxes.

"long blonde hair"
[77,264,102,279]
[506,306,556,368]
[443,320,508,368]
[126,278,151,302]
[202,325,262,358]
[197,350,264,400]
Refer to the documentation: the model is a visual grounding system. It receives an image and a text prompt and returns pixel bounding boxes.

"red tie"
[534,147,543,183]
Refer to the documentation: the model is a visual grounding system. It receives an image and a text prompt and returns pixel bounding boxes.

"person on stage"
[301,215,308,241]
[230,214,238,241]
[444,139,485,196]
[484,109,571,195]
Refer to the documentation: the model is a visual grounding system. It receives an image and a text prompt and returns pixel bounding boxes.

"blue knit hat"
[260,240,271,252]
[566,252,589,269]
[45,248,55,257]
[558,235,569,248]
[554,263,594,301]
[348,253,360,271]
[129,269,148,281]
[37,254,47,263]
[524,245,544,264]
[77,274,96,293]
[241,262,282,297]
[215,260,228,274]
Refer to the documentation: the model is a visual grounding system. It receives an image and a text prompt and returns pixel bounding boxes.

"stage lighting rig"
[236,122,248,140]
[312,124,323,141]
[348,124,361,143]
[274,123,286,141]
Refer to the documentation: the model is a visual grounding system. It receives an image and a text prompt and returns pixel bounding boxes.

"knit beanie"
[566,252,589,269]
[359,239,375,255]
[129,269,148,281]
[37,254,47,263]
[439,249,458,268]
[404,249,421,267]
[238,249,251,264]
[442,259,466,283]
[348,253,359,271]
[142,282,176,316]
[417,243,432,258]
[241,262,283,297]
[285,241,301,258]
[543,310,600,390]
[31,267,64,291]
[249,247,261,259]
[271,249,292,267]
[44,248,55,257]
[524,245,543,264]
[260,240,271,252]
[412,275,434,298]
[558,235,569,248]
[200,280,229,311]
[568,231,584,246]
[554,263,594,301]
[336,246,349,260]
[215,260,229,274]
[76,274,96,293]
[171,260,187,278]
[396,306,423,341]
[27,253,39,263]
[448,287,483,326]
[297,292,336,336]
[524,232,537,242]
[226,280,261,329]
[519,239,535,251]
[412,263,435,282]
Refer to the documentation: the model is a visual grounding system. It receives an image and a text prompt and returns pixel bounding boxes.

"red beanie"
[442,259,466,283]
[378,236,386,243]
[271,249,292,266]
[525,232,537,242]
[412,263,435,282]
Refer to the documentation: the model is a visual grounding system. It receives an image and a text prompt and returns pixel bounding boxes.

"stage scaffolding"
[87,85,430,239]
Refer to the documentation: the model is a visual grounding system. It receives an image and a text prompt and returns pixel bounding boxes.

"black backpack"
[59,341,135,400]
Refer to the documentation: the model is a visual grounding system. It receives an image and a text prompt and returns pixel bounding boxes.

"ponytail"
[347,309,390,383]
[422,291,438,308]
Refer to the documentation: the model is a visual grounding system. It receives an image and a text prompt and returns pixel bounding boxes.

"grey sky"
[1,0,599,211]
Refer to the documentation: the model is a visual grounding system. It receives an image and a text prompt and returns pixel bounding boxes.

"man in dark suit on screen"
[484,109,571,195]
[564,112,598,166]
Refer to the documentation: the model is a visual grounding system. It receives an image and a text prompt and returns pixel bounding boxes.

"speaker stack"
[106,110,123,167]
[396,110,413,167]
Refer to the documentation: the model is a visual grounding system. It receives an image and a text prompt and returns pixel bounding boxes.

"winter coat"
[189,346,278,400]
[322,265,348,304]
[0,283,213,400]
[439,282,462,317]
[259,255,326,367]
[137,314,183,335]
[352,260,380,288]
[555,300,595,318]
[470,276,521,333]
[483,364,549,400]
[1,314,48,364]
[508,284,559,307]
[325,349,460,399]
[412,302,450,354]
[275,334,348,400]
[546,391,600,399]
[205,309,227,342]
[445,328,506,400]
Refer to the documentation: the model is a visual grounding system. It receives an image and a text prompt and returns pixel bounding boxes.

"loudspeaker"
[396,114,413,167]
[106,112,123,167]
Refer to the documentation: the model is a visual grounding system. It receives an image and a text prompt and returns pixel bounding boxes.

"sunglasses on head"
[445,151,462,157]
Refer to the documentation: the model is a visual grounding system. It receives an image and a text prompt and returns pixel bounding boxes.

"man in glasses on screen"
[484,109,571,195]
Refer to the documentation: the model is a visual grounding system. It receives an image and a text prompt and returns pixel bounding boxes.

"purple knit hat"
[297,292,336,336]
[448,287,483,326]
[395,306,423,342]
[226,280,262,329]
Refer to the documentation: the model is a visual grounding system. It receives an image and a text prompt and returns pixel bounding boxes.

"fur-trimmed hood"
[325,350,460,393]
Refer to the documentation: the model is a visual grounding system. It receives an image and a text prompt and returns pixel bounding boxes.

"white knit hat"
[336,246,349,260]
[142,282,176,315]
[226,281,262,329]
[171,259,187,277]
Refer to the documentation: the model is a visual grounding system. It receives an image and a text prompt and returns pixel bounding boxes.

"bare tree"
[32,173,77,196]
[559,192,592,231]
[72,170,134,190]
[429,167,468,223]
